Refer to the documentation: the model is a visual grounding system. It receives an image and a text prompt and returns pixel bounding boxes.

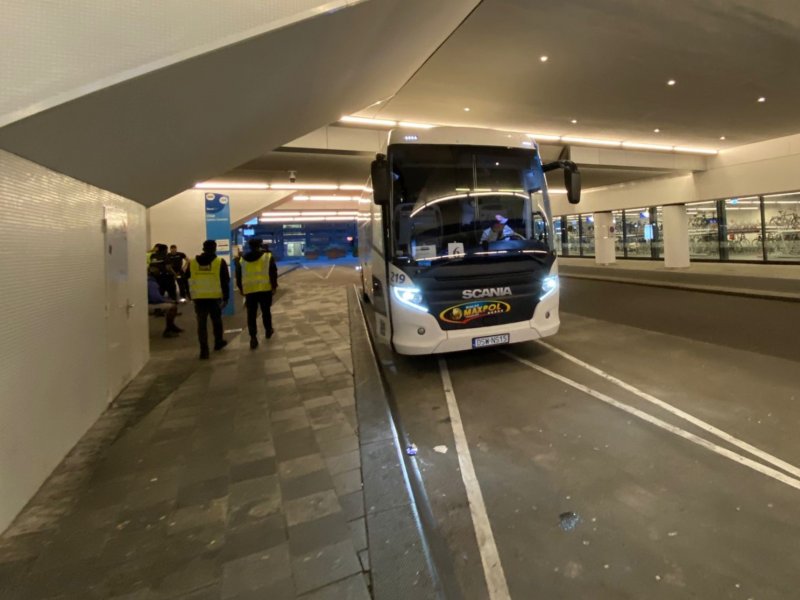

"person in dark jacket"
[235,238,278,349]
[149,243,177,301]
[148,274,181,337]
[186,240,230,359]
[167,244,189,300]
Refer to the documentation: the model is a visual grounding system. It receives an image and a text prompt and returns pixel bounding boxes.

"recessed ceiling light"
[622,142,674,151]
[340,115,397,127]
[570,119,578,124]
[398,121,434,129]
[667,79,676,86]
[720,136,726,141]
[758,97,766,103]
[654,128,660,133]
[674,146,718,155]
[540,56,548,62]
[562,136,621,147]
[195,182,269,190]
[464,107,471,112]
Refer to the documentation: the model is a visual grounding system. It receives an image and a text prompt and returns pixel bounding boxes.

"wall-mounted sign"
[204,192,234,316]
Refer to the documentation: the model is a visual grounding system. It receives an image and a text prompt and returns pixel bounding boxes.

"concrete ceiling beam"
[0,0,481,206]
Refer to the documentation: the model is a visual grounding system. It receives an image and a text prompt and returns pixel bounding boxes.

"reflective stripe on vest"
[189,257,223,299]
[242,253,272,294]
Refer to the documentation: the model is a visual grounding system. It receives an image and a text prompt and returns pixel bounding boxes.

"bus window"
[533,212,549,245]
[389,144,553,261]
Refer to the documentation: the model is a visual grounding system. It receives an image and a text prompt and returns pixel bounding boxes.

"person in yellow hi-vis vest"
[186,240,231,359]
[235,238,278,349]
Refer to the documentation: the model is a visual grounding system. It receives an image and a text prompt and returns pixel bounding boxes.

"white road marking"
[438,359,511,600]
[301,265,336,280]
[535,341,800,480]
[502,352,800,492]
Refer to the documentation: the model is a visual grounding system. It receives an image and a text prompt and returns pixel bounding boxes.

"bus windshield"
[389,144,553,263]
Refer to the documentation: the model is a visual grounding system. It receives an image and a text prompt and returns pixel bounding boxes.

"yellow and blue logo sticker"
[439,300,511,325]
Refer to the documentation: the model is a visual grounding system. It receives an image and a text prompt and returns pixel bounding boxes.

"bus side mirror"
[543,160,581,205]
[371,154,390,206]
[564,163,581,205]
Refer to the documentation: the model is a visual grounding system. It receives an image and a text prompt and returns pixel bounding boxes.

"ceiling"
[224,0,800,198]
[368,0,800,149]
[227,148,669,193]
[0,0,481,205]
[573,166,670,189]
[231,150,373,186]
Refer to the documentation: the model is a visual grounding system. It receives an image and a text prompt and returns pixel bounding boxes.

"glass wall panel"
[613,210,625,258]
[763,193,800,261]
[565,214,581,256]
[687,201,720,259]
[652,206,664,259]
[554,216,564,255]
[721,197,763,261]
[624,208,652,257]
[580,214,595,257]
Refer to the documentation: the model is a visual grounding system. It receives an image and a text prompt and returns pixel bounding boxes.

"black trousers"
[176,276,190,299]
[245,291,273,338]
[194,299,223,349]
[158,274,178,301]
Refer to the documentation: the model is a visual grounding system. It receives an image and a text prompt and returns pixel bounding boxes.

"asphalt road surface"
[366,277,800,599]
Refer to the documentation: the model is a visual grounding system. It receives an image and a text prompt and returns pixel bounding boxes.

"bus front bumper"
[391,293,560,355]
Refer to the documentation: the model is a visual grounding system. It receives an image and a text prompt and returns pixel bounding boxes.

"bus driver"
[480,214,517,243]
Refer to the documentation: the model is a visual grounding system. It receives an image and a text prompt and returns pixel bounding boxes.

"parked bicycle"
[768,210,800,229]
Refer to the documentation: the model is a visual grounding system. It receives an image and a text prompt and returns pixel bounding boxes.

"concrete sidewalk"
[559,257,800,301]
[0,285,369,599]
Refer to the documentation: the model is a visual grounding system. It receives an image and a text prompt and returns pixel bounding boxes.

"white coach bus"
[358,127,580,355]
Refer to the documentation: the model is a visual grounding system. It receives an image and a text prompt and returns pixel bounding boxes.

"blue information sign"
[204,192,234,316]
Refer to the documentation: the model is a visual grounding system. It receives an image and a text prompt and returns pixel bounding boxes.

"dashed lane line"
[502,351,800,492]
[535,340,800,480]
[439,359,511,600]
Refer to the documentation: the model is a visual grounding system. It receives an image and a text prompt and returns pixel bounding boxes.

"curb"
[560,272,800,303]
[348,287,445,600]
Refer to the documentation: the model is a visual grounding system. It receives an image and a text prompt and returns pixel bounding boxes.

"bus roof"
[386,126,538,151]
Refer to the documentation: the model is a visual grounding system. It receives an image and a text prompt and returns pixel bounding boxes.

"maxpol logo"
[440,300,511,325]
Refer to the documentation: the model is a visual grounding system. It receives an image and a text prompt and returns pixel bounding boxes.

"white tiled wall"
[0,149,148,532]
[1,0,366,126]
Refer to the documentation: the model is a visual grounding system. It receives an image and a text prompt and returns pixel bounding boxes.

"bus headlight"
[392,286,428,312]
[540,275,559,300]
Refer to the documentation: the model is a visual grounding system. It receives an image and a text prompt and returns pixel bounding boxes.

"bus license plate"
[472,334,510,349]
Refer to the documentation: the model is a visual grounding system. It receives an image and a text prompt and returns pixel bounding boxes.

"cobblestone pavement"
[0,280,369,599]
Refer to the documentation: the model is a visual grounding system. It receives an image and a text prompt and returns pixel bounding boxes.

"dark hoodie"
[186,252,230,302]
[235,249,279,294]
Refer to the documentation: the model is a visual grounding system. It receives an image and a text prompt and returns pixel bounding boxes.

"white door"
[104,206,131,401]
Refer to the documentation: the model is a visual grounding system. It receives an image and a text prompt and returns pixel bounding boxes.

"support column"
[663,204,690,268]
[594,212,616,265]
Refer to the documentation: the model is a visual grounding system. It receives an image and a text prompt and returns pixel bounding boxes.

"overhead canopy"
[0,0,480,205]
